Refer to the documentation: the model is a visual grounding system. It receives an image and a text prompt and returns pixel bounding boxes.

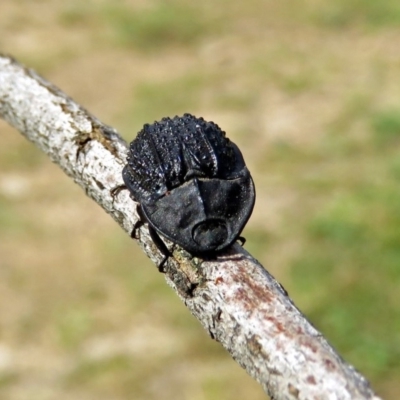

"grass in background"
[129,73,206,129]
[310,0,400,28]
[60,1,220,52]
[372,108,400,147]
[103,2,215,51]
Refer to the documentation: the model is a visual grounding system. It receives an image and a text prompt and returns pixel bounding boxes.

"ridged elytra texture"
[123,114,255,254]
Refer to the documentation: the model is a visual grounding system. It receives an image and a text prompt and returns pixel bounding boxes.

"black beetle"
[122,113,255,255]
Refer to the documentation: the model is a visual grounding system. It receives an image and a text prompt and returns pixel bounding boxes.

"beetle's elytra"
[122,113,255,255]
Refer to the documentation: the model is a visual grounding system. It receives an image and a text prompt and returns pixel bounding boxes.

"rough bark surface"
[0,54,382,400]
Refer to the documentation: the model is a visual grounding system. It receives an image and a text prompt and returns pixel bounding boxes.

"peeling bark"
[0,54,382,400]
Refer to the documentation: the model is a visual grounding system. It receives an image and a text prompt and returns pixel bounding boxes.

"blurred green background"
[1,0,400,398]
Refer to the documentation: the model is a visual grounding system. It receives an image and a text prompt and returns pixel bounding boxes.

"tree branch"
[0,54,382,400]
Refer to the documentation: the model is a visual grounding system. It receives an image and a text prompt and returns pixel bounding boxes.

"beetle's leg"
[110,184,127,198]
[111,185,143,239]
[111,184,142,239]
[111,185,168,270]
[130,204,146,239]
[148,226,171,273]
[131,218,144,239]
[131,205,170,272]
[110,186,170,272]
[237,236,246,246]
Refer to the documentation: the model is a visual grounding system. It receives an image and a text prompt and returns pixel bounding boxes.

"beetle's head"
[192,219,228,250]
